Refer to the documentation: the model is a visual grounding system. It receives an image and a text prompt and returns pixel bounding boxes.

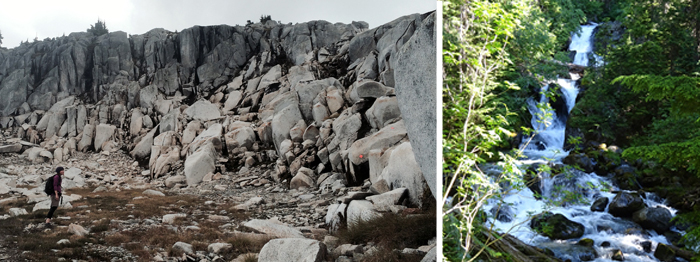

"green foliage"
[442,0,580,260]
[538,0,587,46]
[87,19,109,36]
[570,0,700,144]
[259,15,272,24]
[612,75,700,116]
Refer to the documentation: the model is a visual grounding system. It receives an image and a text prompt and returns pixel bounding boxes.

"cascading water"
[485,24,684,262]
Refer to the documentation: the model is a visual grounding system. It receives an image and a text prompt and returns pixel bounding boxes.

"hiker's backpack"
[44,175,56,195]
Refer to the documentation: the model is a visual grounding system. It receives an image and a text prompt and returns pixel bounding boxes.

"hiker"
[45,167,64,225]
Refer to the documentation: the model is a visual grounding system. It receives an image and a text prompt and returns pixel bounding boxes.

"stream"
[483,24,685,262]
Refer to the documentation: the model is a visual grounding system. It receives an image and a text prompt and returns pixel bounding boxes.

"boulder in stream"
[590,197,609,212]
[530,212,584,240]
[632,207,672,234]
[608,192,645,217]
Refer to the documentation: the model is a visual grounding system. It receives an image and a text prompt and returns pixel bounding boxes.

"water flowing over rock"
[632,207,673,233]
[483,23,689,262]
[530,212,585,240]
[608,192,645,218]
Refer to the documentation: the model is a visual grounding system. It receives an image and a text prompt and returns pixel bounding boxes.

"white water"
[488,24,682,262]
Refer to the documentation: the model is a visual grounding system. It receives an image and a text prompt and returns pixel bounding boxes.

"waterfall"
[521,24,600,161]
[487,24,683,262]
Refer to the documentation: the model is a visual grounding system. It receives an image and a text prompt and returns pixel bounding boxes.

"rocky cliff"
[0,11,436,261]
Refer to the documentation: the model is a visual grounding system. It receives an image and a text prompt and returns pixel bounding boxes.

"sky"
[0,0,436,48]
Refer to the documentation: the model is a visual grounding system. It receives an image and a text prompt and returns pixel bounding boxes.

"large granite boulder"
[258,238,326,262]
[391,12,437,199]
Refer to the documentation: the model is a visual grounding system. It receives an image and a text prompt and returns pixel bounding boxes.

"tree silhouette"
[0,30,3,47]
[260,15,272,24]
[88,19,109,36]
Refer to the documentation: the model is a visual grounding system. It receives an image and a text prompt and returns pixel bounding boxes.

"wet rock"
[632,207,672,233]
[258,238,326,262]
[562,153,595,173]
[524,169,543,199]
[653,243,675,262]
[611,249,624,261]
[489,205,514,223]
[608,192,645,217]
[530,212,585,240]
[590,197,609,212]
[640,241,652,253]
[577,238,594,247]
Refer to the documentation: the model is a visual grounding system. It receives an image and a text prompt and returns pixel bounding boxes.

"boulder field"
[0,11,437,262]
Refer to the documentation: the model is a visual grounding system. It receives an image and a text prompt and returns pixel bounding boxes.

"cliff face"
[0,20,368,116]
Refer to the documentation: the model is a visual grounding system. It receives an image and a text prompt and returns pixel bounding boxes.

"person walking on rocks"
[45,167,64,225]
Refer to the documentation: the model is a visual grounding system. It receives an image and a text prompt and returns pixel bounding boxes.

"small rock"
[612,249,624,261]
[165,175,187,188]
[334,244,362,256]
[640,241,652,252]
[172,241,194,255]
[143,189,165,196]
[8,208,28,217]
[208,215,229,222]
[323,235,340,250]
[57,239,71,245]
[68,223,89,236]
[590,197,609,212]
[162,214,187,224]
[208,243,232,254]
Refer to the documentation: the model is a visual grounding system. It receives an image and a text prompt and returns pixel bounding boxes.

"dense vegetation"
[87,19,109,36]
[443,0,700,260]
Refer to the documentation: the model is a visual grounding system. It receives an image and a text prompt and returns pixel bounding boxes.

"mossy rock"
[530,212,585,240]
[577,238,594,247]
[653,243,675,262]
